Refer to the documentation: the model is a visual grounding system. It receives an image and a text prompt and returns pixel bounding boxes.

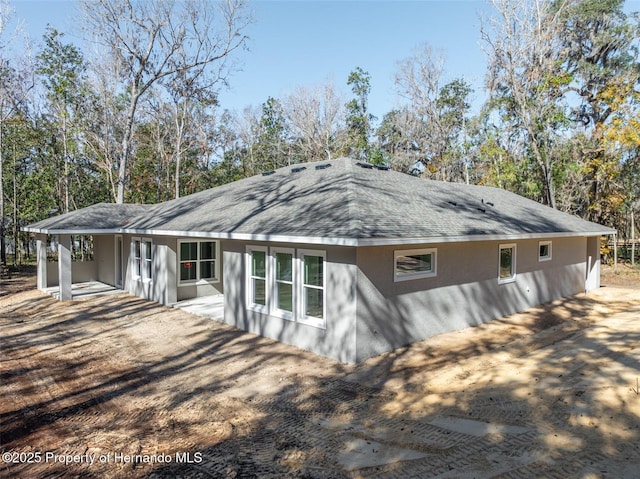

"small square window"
[539,241,552,262]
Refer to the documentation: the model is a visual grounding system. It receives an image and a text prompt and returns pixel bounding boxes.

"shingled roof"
[23,203,153,235]
[24,157,614,245]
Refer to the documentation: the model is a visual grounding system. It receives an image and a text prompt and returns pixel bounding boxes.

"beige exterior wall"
[119,234,222,305]
[222,240,358,363]
[355,237,589,361]
[95,234,115,285]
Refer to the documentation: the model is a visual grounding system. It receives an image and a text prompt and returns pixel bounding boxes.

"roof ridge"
[343,158,363,238]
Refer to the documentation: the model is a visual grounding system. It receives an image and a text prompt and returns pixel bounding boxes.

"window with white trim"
[178,240,219,284]
[132,237,153,282]
[299,249,326,328]
[394,248,437,282]
[538,240,552,262]
[272,247,294,320]
[498,243,516,284]
[247,245,268,312]
[143,239,152,280]
[244,246,326,329]
[133,239,142,279]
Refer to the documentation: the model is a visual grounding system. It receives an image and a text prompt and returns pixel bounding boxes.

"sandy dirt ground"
[1,264,639,478]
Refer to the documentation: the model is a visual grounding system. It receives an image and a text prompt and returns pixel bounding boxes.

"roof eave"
[22,226,616,246]
[21,227,124,235]
[117,227,619,246]
[355,230,617,246]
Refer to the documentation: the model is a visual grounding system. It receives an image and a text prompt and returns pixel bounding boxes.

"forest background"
[1,0,639,265]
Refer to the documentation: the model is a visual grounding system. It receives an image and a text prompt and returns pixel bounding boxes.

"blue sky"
[8,1,506,119]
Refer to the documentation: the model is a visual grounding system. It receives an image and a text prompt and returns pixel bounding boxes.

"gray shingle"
[23,158,614,243]
[23,203,152,233]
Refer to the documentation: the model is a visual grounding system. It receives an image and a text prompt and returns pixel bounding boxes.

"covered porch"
[34,233,120,301]
[41,279,225,320]
[42,281,122,300]
[41,279,224,322]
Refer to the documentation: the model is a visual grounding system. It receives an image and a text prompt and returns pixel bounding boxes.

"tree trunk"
[632,209,636,267]
[117,91,141,204]
[174,101,186,200]
[0,124,6,265]
[62,113,70,213]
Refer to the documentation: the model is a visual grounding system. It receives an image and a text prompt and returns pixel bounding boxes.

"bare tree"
[283,82,345,162]
[377,107,426,173]
[0,0,34,264]
[481,0,570,208]
[394,44,472,182]
[80,0,250,203]
[82,62,127,203]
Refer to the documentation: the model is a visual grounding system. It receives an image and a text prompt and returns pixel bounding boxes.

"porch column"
[585,236,601,293]
[36,233,48,291]
[58,234,72,301]
[163,243,177,305]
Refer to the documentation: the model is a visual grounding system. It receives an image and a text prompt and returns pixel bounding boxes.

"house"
[23,157,615,363]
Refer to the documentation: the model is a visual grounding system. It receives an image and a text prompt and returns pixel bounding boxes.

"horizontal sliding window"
[394,248,437,282]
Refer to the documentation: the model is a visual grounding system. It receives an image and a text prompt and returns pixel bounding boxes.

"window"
[245,246,326,329]
[272,247,294,319]
[178,240,219,284]
[132,237,152,282]
[538,240,552,262]
[143,239,152,280]
[498,243,516,284]
[199,241,216,280]
[133,239,142,278]
[299,249,326,328]
[247,246,268,312]
[394,248,437,282]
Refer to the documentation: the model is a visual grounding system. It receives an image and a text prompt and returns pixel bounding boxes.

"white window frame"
[246,245,269,314]
[270,247,295,321]
[394,248,437,282]
[132,237,142,280]
[498,243,517,284]
[177,239,220,285]
[538,240,552,262]
[297,249,326,329]
[132,237,153,283]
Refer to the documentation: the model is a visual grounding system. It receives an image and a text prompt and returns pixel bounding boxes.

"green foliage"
[253,96,291,172]
[36,27,86,107]
[5,0,640,266]
[345,67,376,161]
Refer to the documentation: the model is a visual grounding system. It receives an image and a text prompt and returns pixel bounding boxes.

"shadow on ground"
[1,278,639,478]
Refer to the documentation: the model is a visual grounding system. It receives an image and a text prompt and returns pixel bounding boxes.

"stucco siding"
[585,236,601,292]
[95,235,116,286]
[45,258,97,286]
[223,240,357,363]
[355,237,589,361]
[123,234,175,304]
